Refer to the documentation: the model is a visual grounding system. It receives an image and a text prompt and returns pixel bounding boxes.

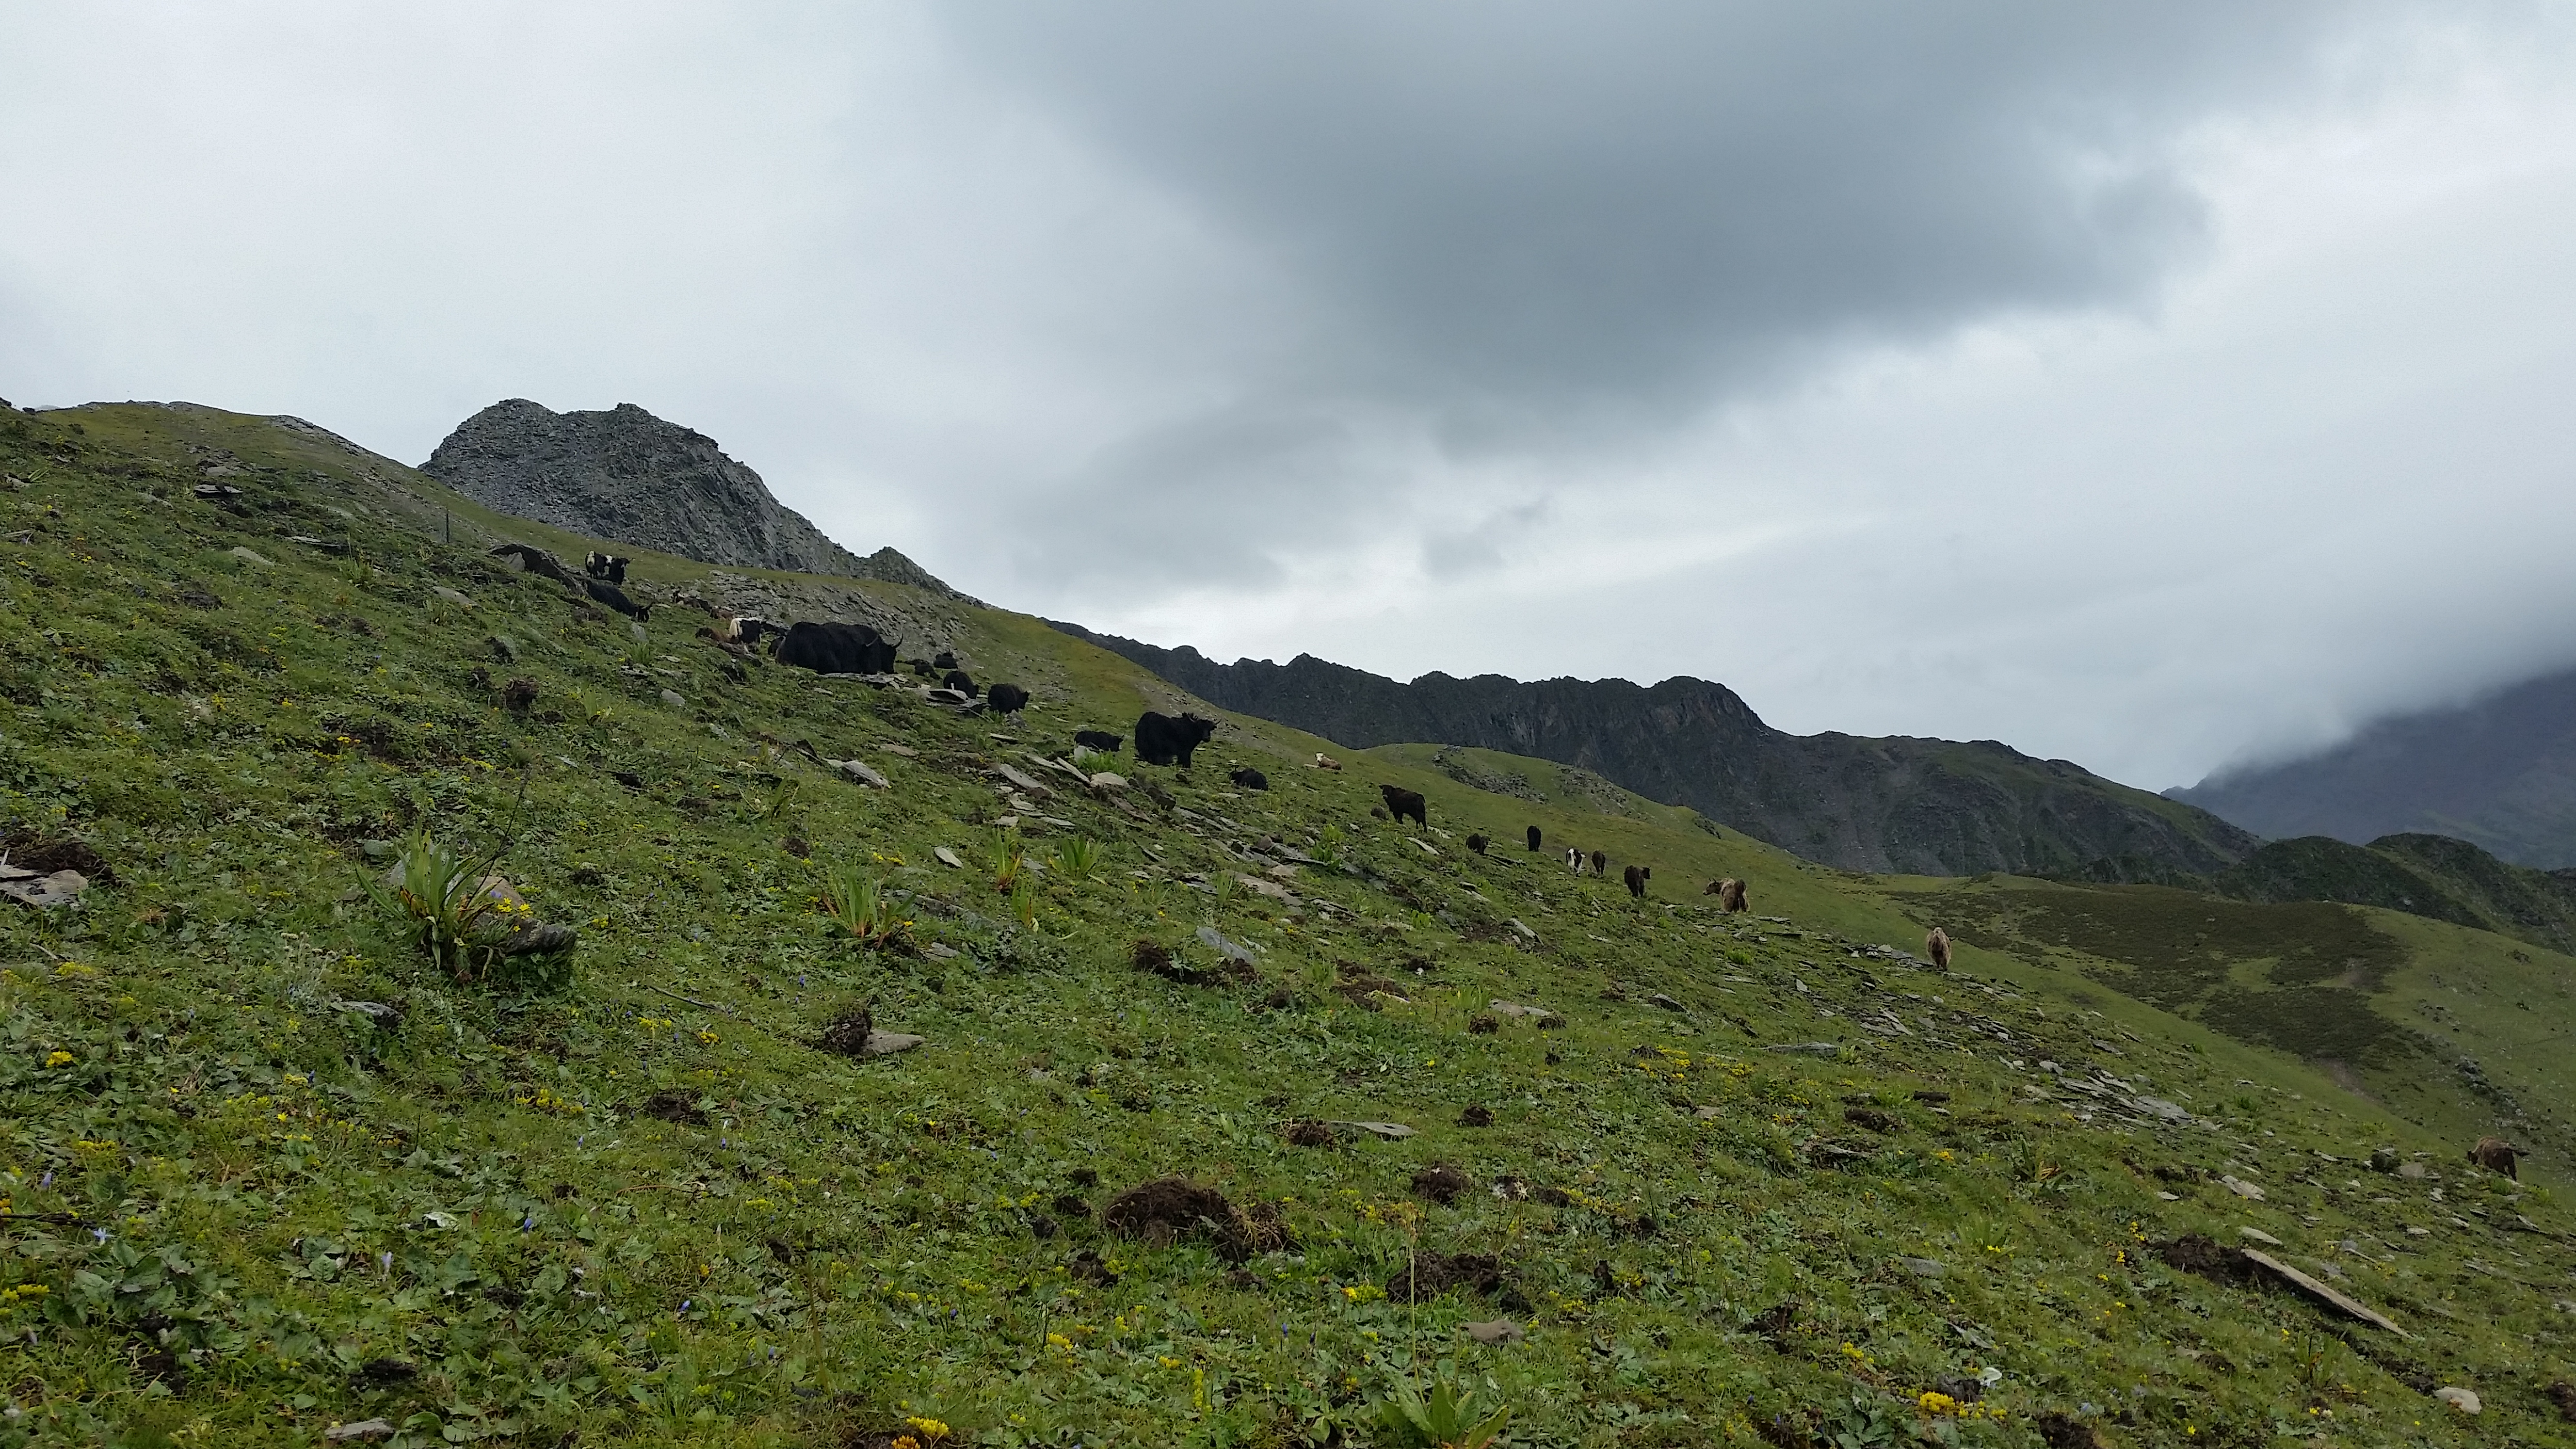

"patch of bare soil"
[1103,1177,1289,1262]
[0,831,113,884]
[1383,1251,1506,1304]
[1283,1120,1338,1147]
[2154,1233,2252,1282]
[640,1089,708,1126]
[817,1005,874,1057]
[1410,1163,1473,1205]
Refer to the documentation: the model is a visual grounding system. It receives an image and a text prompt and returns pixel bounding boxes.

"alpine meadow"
[6,399,2576,1449]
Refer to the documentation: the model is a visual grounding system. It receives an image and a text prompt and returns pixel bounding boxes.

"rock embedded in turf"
[1462,1319,1524,1344]
[832,758,890,788]
[2434,1386,2481,1414]
[862,1031,923,1057]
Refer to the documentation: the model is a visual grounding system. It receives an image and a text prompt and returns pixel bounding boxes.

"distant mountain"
[1047,626,2257,879]
[421,399,959,594]
[2172,665,2576,869]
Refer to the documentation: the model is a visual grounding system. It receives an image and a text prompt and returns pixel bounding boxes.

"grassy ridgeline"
[1,404,2570,1446]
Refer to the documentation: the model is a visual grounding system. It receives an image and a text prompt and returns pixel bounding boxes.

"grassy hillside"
[2209,833,2576,956]
[4,402,2576,1447]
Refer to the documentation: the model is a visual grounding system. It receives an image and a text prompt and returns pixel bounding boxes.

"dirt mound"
[640,1089,708,1126]
[2032,1412,2108,1449]
[1283,1120,1338,1147]
[0,830,113,884]
[1102,1178,1289,1262]
[1133,937,1253,987]
[817,1005,874,1057]
[1385,1251,1506,1304]
[2154,1233,2252,1282]
[1410,1163,1473,1205]
[1456,1105,1493,1128]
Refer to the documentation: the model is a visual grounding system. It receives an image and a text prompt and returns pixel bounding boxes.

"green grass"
[2,403,2574,1446]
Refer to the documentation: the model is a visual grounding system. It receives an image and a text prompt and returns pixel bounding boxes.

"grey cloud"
[943,2,2367,426]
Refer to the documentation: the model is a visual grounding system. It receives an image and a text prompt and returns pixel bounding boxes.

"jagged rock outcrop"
[1047,625,2257,879]
[421,399,960,594]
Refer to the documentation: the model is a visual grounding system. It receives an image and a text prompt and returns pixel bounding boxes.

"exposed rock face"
[1048,624,2256,879]
[421,399,957,593]
[2172,665,2576,869]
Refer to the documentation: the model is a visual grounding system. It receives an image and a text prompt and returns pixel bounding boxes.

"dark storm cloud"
[944,3,2365,424]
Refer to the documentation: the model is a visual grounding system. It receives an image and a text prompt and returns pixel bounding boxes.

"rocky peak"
[421,399,960,594]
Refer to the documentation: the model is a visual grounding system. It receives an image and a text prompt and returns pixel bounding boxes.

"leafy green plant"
[1011,873,1040,929]
[1055,836,1101,876]
[989,835,1026,893]
[821,865,909,949]
[1373,1372,1511,1449]
[363,828,504,981]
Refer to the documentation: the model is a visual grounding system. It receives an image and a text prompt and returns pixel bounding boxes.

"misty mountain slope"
[421,397,962,595]
[2173,664,2576,868]
[1048,625,2257,879]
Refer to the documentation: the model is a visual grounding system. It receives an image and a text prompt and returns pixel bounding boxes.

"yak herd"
[486,537,2001,962]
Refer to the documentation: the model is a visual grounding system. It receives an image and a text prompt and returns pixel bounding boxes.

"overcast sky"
[6,3,2575,790]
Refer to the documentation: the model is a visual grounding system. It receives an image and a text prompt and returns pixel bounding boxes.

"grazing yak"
[582,578,649,621]
[1466,833,1487,854]
[1623,864,1650,898]
[1925,927,1952,972]
[1526,824,1542,852]
[1230,767,1269,790]
[1134,711,1218,767]
[1312,753,1341,771]
[1590,850,1608,876]
[932,649,958,671]
[987,682,1030,715]
[1564,847,1585,874]
[942,669,980,699]
[2469,1136,2522,1180]
[1074,729,1123,754]
[775,620,898,675]
[700,615,783,648]
[1380,784,1427,828]
[1706,878,1748,912]
[584,552,629,584]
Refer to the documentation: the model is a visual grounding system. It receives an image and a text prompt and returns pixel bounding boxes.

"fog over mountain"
[6,3,2576,789]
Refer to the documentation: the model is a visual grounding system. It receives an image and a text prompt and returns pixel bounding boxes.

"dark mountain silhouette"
[1048,624,2255,879]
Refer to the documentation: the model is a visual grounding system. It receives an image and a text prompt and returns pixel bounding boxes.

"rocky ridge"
[1046,626,2257,879]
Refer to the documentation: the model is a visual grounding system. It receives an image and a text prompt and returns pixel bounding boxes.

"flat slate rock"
[1462,1319,1524,1344]
[1327,1120,1416,1140]
[934,846,964,869]
[1196,925,1258,962]
[831,758,891,789]
[2239,1248,2408,1336]
[862,1031,924,1057]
